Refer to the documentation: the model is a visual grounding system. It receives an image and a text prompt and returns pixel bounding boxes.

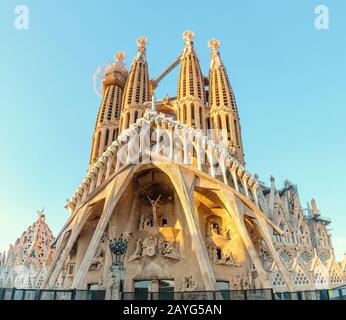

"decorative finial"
[254,173,259,180]
[37,207,45,221]
[136,36,148,51]
[270,175,275,183]
[208,39,222,69]
[115,51,126,63]
[183,30,195,45]
[284,179,290,188]
[208,39,221,55]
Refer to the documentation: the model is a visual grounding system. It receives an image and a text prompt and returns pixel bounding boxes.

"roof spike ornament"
[208,39,221,53]
[183,30,195,45]
[134,36,148,62]
[208,39,222,69]
[115,51,126,64]
[182,30,196,56]
[136,36,148,51]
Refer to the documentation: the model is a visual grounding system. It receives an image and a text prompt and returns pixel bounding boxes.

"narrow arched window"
[191,103,195,120]
[199,107,203,128]
[234,119,239,145]
[95,131,101,159]
[206,117,210,130]
[105,129,110,150]
[126,113,130,129]
[183,104,187,123]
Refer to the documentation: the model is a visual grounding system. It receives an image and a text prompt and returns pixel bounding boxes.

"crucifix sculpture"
[147,194,161,226]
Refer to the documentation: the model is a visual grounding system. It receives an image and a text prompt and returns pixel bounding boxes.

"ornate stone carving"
[115,51,126,63]
[129,236,181,262]
[218,249,238,266]
[162,240,181,260]
[182,275,198,291]
[207,242,239,267]
[142,237,157,257]
[106,265,123,300]
[258,241,274,271]
[232,272,250,290]
[90,233,107,271]
[141,215,154,229]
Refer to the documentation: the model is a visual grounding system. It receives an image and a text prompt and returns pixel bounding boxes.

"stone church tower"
[41,31,345,297]
[119,37,150,133]
[208,39,245,165]
[89,52,128,165]
[176,31,206,131]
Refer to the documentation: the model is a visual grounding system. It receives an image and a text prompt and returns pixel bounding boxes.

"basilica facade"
[5,31,344,297]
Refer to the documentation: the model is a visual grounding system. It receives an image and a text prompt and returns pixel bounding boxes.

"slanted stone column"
[153,163,218,291]
[217,189,272,289]
[72,166,137,289]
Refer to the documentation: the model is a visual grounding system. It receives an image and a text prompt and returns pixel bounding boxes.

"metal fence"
[0,287,345,300]
[122,289,274,301]
[0,288,106,301]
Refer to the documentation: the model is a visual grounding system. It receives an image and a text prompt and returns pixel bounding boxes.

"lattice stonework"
[329,268,343,285]
[293,267,310,287]
[35,275,44,289]
[272,271,285,288]
[314,271,326,286]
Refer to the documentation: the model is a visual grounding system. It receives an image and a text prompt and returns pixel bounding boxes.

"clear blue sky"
[0,0,345,259]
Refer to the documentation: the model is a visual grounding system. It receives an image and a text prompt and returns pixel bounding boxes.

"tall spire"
[89,51,128,166]
[120,37,150,133]
[176,30,206,130]
[208,39,245,165]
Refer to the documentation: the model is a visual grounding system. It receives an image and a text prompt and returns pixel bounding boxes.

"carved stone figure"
[218,249,238,266]
[142,237,157,257]
[147,194,161,226]
[128,236,181,261]
[129,238,143,261]
[90,233,107,271]
[207,243,218,263]
[210,223,220,235]
[222,227,232,239]
[182,275,198,291]
[158,238,166,255]
[142,215,154,229]
[163,240,180,260]
[106,265,123,300]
